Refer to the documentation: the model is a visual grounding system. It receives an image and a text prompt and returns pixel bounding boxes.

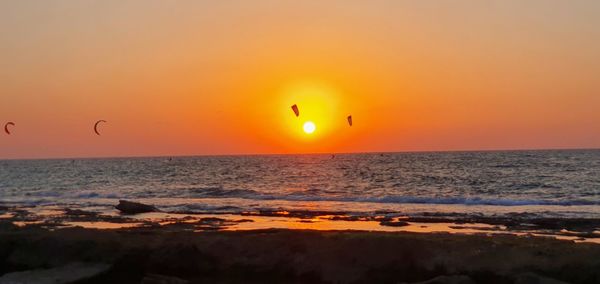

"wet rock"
[64,208,97,216]
[379,220,410,227]
[198,217,226,224]
[115,200,158,214]
[0,262,110,284]
[330,215,362,221]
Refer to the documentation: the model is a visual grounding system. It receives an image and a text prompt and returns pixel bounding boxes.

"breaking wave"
[152,187,600,207]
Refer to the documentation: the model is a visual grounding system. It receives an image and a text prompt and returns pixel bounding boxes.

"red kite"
[291,104,299,117]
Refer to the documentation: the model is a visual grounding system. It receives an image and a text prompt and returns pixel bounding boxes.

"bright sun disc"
[303,121,316,134]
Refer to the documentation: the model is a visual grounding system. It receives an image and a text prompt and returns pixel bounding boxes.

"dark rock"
[146,244,217,277]
[198,217,226,224]
[141,273,189,284]
[514,272,569,284]
[410,275,476,284]
[115,200,158,214]
[379,220,410,227]
[330,215,362,221]
[0,262,110,284]
[64,208,97,216]
[0,220,17,231]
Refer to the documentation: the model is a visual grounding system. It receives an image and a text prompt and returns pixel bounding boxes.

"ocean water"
[1,150,599,218]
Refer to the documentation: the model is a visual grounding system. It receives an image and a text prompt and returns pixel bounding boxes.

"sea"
[1,150,599,219]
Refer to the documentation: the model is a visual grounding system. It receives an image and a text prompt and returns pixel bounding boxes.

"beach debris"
[116,200,158,214]
[347,115,352,126]
[291,104,299,117]
[0,262,110,284]
[4,122,15,134]
[93,120,107,136]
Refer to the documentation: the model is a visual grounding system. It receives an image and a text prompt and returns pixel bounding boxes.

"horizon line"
[1,146,599,161]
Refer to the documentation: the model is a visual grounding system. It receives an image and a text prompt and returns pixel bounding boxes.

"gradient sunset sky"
[1,1,599,159]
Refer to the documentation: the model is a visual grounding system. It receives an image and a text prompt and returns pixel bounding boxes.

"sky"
[1,0,599,159]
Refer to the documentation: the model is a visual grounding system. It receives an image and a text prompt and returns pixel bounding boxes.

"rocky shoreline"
[1,222,600,283]
[1,201,599,242]
[1,201,600,283]
[0,219,600,283]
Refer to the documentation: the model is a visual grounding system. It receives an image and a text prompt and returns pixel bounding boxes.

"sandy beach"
[1,203,599,284]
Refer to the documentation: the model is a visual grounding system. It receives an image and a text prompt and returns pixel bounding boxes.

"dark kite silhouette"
[94,120,107,135]
[4,122,15,134]
[291,104,299,117]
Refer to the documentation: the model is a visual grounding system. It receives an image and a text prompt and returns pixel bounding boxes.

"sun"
[303,121,316,134]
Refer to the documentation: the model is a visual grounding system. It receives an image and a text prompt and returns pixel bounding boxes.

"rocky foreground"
[1,222,599,284]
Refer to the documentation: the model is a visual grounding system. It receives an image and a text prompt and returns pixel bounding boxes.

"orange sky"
[1,1,599,159]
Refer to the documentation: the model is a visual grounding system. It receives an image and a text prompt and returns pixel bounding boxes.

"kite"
[347,115,352,126]
[291,104,299,117]
[94,120,107,136]
[4,122,15,134]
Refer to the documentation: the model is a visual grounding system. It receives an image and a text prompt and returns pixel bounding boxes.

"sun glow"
[277,81,342,140]
[303,121,316,134]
